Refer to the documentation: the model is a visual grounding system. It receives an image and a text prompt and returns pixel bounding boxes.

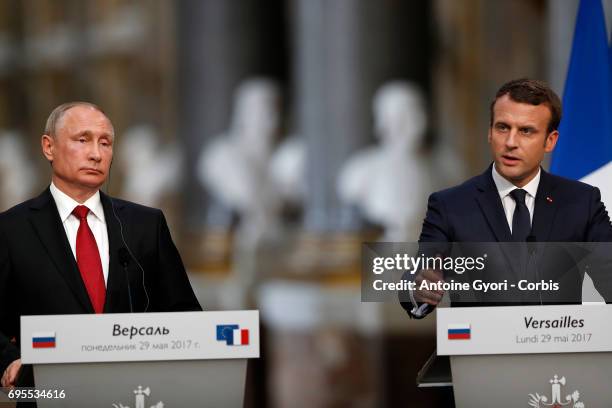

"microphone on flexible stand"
[526,235,542,305]
[110,195,150,313]
[118,248,134,313]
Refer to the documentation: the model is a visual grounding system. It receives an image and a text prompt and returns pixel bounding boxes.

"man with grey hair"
[0,102,201,389]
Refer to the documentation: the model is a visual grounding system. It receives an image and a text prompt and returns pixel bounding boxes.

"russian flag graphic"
[447,324,471,340]
[32,332,56,348]
[217,324,250,346]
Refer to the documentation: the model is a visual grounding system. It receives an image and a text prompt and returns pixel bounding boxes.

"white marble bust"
[119,124,183,207]
[198,78,284,244]
[0,131,37,210]
[338,81,431,240]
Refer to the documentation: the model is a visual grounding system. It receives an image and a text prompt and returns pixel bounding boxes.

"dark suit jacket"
[0,188,202,375]
[401,165,612,313]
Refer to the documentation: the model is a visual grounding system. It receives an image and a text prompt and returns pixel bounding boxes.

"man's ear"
[41,134,54,163]
[487,127,492,144]
[544,130,559,153]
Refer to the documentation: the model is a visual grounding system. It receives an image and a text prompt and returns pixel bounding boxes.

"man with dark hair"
[488,78,562,134]
[0,102,202,388]
[402,78,612,318]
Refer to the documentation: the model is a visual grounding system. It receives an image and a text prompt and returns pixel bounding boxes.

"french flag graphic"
[32,332,56,348]
[447,324,471,340]
[232,328,249,346]
[216,324,250,346]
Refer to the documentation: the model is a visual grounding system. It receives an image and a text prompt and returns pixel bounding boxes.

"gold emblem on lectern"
[528,374,583,407]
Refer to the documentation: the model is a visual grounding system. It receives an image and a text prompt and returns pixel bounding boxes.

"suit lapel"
[100,192,128,313]
[28,188,94,313]
[474,166,513,242]
[474,166,523,280]
[531,169,558,242]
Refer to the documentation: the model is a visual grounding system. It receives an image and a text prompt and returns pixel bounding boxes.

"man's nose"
[505,129,518,148]
[88,144,102,161]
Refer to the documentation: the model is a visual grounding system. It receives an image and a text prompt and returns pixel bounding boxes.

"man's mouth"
[82,168,103,174]
[501,154,520,165]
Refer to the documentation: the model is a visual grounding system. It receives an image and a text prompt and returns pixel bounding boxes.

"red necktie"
[72,205,106,313]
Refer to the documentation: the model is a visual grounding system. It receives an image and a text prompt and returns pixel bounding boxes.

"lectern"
[435,305,612,407]
[16,310,259,407]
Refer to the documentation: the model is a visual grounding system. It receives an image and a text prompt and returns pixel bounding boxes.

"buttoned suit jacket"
[0,188,202,374]
[400,165,612,314]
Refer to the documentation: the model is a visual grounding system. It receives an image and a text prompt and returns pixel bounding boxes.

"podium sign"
[436,305,612,407]
[20,311,259,407]
[437,304,612,355]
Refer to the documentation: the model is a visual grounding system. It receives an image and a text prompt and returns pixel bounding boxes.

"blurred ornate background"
[0,0,599,406]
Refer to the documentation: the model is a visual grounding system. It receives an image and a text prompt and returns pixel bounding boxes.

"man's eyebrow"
[74,130,114,138]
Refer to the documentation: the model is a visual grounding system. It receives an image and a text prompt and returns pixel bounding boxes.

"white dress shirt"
[49,182,109,285]
[491,164,540,233]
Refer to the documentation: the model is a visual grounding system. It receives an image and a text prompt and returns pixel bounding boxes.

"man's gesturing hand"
[414,269,445,306]
[1,358,21,388]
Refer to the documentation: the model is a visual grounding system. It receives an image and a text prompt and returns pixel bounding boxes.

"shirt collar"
[49,182,105,224]
[491,164,540,200]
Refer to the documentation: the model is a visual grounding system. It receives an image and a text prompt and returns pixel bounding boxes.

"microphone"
[118,247,131,267]
[526,234,537,255]
[108,168,150,312]
[525,235,542,305]
[119,248,134,313]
